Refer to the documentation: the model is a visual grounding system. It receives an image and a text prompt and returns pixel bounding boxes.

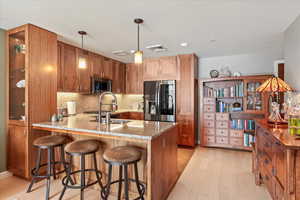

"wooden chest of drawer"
[203,120,215,128]
[204,105,215,113]
[205,136,215,144]
[204,128,215,136]
[204,113,215,120]
[203,97,215,105]
[216,121,229,129]
[216,129,229,137]
[230,138,243,146]
[230,129,244,138]
[216,136,228,144]
[216,113,229,121]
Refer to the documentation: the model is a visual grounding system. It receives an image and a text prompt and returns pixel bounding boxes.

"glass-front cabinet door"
[8,29,27,122]
[244,80,266,113]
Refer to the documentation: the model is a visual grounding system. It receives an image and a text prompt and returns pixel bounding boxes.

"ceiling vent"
[112,50,129,56]
[146,44,168,52]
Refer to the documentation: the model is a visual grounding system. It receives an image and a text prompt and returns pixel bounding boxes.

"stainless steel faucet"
[98,92,118,124]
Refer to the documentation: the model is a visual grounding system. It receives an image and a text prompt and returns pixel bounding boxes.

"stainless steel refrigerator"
[144,80,176,122]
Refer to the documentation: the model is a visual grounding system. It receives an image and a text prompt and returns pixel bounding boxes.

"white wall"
[199,47,283,78]
[284,15,300,91]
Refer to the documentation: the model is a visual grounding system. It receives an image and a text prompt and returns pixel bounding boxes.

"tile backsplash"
[57,92,143,113]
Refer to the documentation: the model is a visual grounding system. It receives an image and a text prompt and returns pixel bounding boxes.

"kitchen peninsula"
[32,114,178,200]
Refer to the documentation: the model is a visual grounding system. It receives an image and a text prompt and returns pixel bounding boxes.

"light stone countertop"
[32,114,176,140]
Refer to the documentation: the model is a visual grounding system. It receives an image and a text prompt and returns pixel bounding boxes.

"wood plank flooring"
[167,147,271,200]
[0,147,271,200]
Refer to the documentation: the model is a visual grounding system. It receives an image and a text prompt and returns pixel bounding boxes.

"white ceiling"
[1,0,300,63]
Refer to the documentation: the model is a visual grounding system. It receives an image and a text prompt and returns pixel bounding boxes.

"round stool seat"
[33,135,66,148]
[65,139,99,155]
[103,146,141,164]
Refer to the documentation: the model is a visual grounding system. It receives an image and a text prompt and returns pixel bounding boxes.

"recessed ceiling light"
[180,42,188,47]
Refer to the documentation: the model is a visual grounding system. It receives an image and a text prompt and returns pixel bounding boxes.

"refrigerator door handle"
[157,81,161,119]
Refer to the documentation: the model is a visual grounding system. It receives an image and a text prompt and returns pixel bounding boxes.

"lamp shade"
[256,76,293,93]
[134,50,143,64]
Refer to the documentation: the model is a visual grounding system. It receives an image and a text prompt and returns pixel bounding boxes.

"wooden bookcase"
[199,75,271,151]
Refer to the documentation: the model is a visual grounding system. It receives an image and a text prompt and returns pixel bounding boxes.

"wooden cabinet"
[112,61,126,94]
[103,57,113,79]
[254,120,300,200]
[143,56,179,81]
[117,112,144,120]
[7,125,27,177]
[200,75,270,151]
[58,43,125,93]
[143,58,160,80]
[7,24,57,179]
[90,52,103,77]
[58,42,78,92]
[176,54,198,147]
[126,63,143,94]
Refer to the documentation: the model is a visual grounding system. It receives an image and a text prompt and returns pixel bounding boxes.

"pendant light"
[134,18,143,64]
[78,31,87,69]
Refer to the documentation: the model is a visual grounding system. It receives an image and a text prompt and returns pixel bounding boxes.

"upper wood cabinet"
[112,61,126,94]
[90,52,103,77]
[58,42,122,93]
[143,56,179,81]
[126,63,143,94]
[103,57,113,79]
[57,42,78,92]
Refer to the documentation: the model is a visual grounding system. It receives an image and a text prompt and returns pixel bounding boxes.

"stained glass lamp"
[256,76,294,124]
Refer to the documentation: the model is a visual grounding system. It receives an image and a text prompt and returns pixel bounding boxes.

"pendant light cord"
[81,34,83,49]
[137,23,140,51]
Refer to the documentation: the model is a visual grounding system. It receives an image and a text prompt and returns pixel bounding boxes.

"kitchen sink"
[90,118,131,124]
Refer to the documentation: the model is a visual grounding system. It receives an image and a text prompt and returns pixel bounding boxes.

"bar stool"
[27,135,72,200]
[101,146,145,200]
[59,139,103,200]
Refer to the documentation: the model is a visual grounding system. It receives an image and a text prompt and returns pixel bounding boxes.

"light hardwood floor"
[0,147,271,200]
[168,147,271,200]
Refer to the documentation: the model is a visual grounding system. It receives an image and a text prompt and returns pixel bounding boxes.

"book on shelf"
[216,101,243,113]
[231,119,255,130]
[244,133,255,147]
[204,82,244,98]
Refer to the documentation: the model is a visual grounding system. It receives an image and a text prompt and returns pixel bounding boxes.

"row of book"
[231,119,255,130]
[244,133,255,147]
[216,101,243,113]
[203,83,244,98]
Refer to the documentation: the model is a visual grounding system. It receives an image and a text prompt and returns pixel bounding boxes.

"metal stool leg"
[93,153,103,189]
[45,148,52,200]
[60,145,74,185]
[117,165,123,200]
[124,164,129,200]
[51,148,56,180]
[80,155,86,200]
[59,155,72,200]
[134,162,144,200]
[27,148,42,193]
[104,164,112,200]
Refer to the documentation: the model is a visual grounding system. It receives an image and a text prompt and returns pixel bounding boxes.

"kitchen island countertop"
[32,114,176,140]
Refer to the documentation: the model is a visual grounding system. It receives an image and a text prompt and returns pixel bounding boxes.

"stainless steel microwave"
[91,76,112,94]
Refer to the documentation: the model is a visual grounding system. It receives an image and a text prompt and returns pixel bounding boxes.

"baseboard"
[0,171,12,180]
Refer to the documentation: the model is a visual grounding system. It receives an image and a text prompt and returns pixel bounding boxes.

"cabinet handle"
[264,159,269,165]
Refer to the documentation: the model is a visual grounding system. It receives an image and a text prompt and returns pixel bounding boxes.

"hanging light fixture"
[78,31,87,69]
[134,18,144,64]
